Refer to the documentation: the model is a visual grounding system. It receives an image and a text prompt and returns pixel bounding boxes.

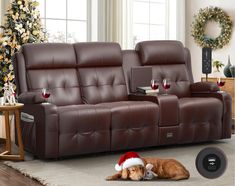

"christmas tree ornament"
[3,82,16,105]
[0,0,46,97]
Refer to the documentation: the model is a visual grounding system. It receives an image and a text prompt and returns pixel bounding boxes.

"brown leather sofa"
[12,41,232,159]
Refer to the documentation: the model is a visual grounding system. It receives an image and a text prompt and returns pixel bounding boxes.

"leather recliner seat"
[134,41,225,144]
[74,43,159,151]
[13,42,159,158]
[13,41,232,159]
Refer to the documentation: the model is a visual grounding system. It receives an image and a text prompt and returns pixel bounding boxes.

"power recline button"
[203,154,221,172]
[195,147,227,179]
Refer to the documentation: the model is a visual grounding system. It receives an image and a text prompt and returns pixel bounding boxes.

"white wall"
[185,0,235,82]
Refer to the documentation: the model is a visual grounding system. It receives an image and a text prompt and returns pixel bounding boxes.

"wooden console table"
[0,103,24,161]
[201,77,235,133]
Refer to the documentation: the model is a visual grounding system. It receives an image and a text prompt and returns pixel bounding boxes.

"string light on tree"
[0,0,46,97]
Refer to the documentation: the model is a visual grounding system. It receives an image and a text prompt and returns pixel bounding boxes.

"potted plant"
[213,60,224,76]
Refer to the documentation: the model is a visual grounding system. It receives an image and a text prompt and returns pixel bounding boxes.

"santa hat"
[115,151,144,171]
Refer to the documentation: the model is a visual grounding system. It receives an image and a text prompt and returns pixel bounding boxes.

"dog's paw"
[106,176,114,181]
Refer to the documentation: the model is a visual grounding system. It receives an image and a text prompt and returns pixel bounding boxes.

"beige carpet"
[4,136,235,186]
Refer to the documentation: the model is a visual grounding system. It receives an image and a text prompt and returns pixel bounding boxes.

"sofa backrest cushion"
[23,43,76,69]
[136,40,185,65]
[75,42,122,67]
[20,43,82,106]
[74,42,128,104]
[136,40,192,98]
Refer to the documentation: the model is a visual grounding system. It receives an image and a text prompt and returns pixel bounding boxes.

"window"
[36,0,182,46]
[38,0,89,43]
[132,0,168,45]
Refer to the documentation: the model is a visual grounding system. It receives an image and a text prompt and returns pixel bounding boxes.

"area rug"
[4,136,235,186]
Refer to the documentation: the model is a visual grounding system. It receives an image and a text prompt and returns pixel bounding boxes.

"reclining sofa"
[12,41,232,159]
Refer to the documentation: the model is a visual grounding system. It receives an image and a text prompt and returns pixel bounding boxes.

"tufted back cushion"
[74,42,128,104]
[151,65,191,97]
[136,40,192,98]
[22,43,82,106]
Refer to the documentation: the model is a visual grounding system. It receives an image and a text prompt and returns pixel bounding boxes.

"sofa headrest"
[74,42,122,67]
[135,40,186,65]
[22,43,76,69]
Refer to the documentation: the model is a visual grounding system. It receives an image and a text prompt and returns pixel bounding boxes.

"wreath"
[191,7,233,50]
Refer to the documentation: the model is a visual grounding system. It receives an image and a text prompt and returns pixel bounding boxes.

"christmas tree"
[0,0,46,97]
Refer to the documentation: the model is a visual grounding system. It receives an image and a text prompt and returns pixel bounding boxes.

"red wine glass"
[41,88,51,104]
[217,77,225,93]
[162,78,171,95]
[151,79,159,90]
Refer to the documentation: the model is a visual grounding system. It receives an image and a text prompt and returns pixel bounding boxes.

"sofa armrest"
[192,92,232,138]
[190,82,219,93]
[128,93,159,104]
[18,92,45,104]
[20,103,59,158]
[128,94,179,126]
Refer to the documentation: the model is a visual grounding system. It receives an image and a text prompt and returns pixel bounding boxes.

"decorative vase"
[223,55,232,77]
[230,65,235,77]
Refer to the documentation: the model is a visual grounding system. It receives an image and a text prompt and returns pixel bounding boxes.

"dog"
[106,157,190,181]
[106,165,145,181]
[143,157,190,180]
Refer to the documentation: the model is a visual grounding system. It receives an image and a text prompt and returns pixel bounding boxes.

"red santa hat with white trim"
[115,151,144,171]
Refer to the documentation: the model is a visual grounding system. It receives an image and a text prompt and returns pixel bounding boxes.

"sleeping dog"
[106,152,190,181]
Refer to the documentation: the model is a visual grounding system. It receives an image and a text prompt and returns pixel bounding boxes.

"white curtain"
[1,0,11,33]
[1,0,9,23]
[168,0,185,45]
[98,0,132,49]
[0,2,2,25]
[99,0,185,48]
[176,0,185,45]
[105,0,123,44]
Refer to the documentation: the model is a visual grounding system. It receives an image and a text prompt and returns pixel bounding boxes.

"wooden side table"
[201,77,235,134]
[0,103,24,161]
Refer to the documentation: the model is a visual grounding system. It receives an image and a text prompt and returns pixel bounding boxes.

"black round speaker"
[195,147,227,179]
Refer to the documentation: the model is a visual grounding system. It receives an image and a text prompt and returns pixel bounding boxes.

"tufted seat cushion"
[97,101,159,150]
[58,105,111,156]
[178,97,223,143]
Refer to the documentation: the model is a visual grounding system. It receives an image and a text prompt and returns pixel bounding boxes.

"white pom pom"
[115,164,122,171]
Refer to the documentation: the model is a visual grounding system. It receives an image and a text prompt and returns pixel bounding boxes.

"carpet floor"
[4,136,235,186]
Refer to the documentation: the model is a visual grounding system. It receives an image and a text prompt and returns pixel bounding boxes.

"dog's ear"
[106,173,122,181]
[121,168,129,179]
[146,163,154,170]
